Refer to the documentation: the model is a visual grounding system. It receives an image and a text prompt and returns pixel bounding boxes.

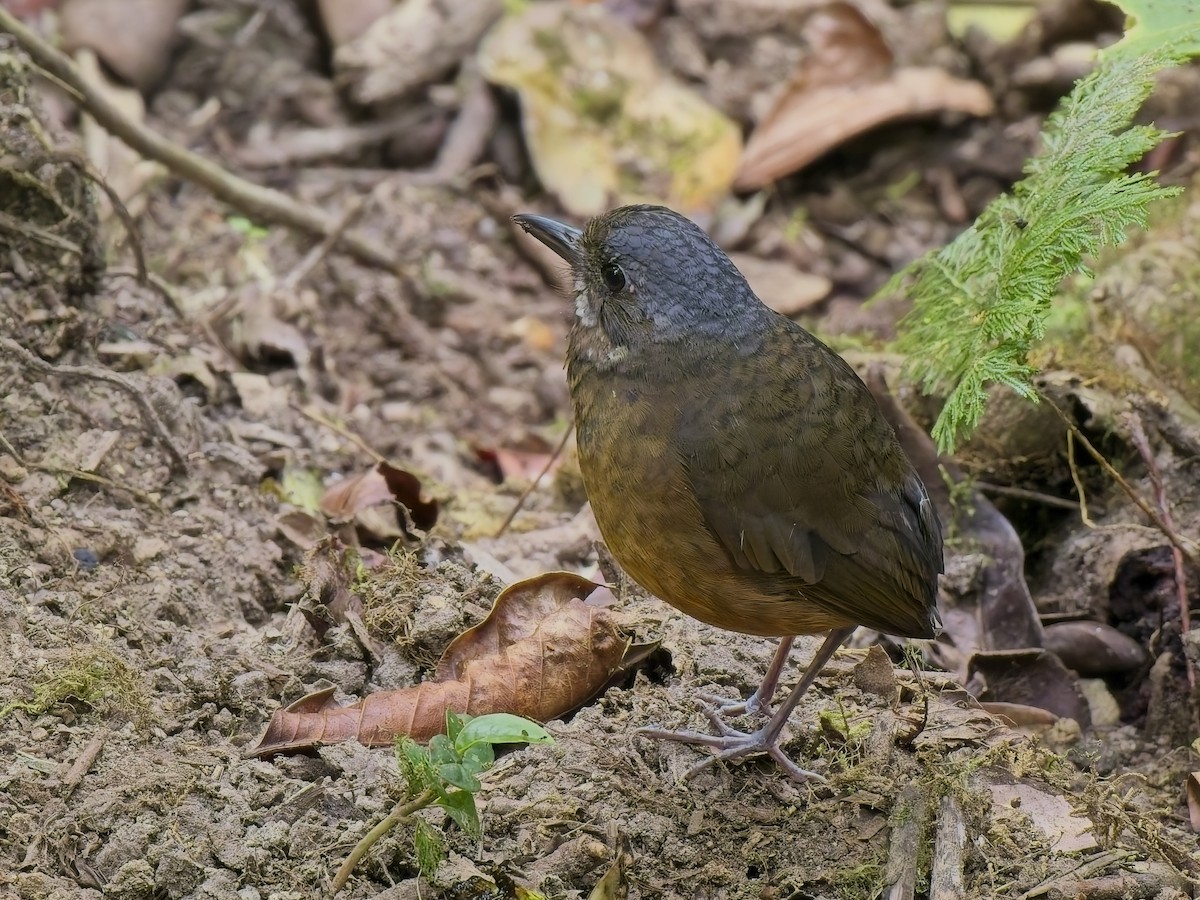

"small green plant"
[332,711,553,892]
[893,0,1200,453]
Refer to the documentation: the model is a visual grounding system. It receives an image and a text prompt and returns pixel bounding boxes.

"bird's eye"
[600,261,626,293]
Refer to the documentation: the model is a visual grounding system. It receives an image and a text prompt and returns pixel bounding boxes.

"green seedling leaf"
[438,790,482,839]
[454,714,553,754]
[446,710,470,744]
[413,818,446,878]
[438,762,483,793]
[428,734,457,765]
[1107,0,1200,57]
[228,215,269,240]
[461,743,495,775]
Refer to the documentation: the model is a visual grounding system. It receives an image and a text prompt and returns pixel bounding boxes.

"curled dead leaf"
[437,572,601,680]
[321,461,439,542]
[967,649,1090,729]
[252,572,654,755]
[734,3,992,190]
[978,701,1059,730]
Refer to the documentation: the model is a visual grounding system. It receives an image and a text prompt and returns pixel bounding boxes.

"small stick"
[0,337,187,473]
[280,195,369,292]
[61,728,108,798]
[884,783,928,900]
[975,481,1079,511]
[294,405,386,464]
[929,794,966,900]
[1126,412,1194,689]
[1043,395,1199,568]
[1065,430,1097,529]
[495,426,573,537]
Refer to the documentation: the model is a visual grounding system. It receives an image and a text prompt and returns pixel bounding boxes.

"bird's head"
[514,205,768,358]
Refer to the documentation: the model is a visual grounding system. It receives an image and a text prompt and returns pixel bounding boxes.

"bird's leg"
[639,627,856,783]
[696,636,794,719]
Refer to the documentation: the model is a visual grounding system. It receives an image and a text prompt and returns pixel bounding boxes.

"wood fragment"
[884,783,928,900]
[60,729,108,798]
[929,794,966,900]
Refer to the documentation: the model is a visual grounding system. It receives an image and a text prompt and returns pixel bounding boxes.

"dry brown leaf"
[251,575,638,755]
[275,509,326,550]
[321,461,439,541]
[296,538,363,636]
[735,3,992,191]
[967,649,1091,728]
[737,68,994,190]
[1042,620,1149,676]
[437,572,603,681]
[978,701,1059,730]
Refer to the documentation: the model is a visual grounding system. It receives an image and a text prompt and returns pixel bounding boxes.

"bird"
[513,205,943,782]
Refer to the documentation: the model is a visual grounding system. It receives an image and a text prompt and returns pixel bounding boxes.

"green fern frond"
[896,49,1187,453]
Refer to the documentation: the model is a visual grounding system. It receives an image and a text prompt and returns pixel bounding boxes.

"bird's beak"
[512,214,583,266]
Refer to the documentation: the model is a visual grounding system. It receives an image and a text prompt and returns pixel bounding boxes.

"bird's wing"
[681,331,943,638]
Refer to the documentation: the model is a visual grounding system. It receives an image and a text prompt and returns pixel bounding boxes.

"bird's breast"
[567,359,854,637]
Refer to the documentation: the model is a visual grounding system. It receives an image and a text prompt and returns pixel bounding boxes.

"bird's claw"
[694,689,772,720]
[636,723,825,784]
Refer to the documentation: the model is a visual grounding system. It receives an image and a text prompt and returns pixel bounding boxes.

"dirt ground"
[3,2,1200,898]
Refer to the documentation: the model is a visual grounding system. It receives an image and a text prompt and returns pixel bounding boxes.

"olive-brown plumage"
[515,205,943,781]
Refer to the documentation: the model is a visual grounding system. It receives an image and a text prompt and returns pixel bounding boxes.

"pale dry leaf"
[77,430,120,473]
[75,50,166,218]
[479,0,742,216]
[230,372,287,418]
[61,0,188,89]
[317,0,392,46]
[986,780,1097,853]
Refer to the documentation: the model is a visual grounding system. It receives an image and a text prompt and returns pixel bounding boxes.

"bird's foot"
[637,721,825,784]
[694,688,772,720]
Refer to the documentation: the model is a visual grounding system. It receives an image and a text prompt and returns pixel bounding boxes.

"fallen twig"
[495,426,573,537]
[1126,411,1194,689]
[61,728,108,798]
[975,482,1079,511]
[1044,394,1200,570]
[884,783,928,900]
[929,794,966,900]
[0,336,187,473]
[0,8,398,272]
